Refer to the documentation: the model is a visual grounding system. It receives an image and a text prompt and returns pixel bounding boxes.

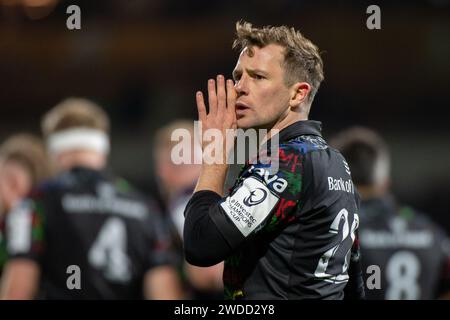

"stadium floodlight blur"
[1,0,59,20]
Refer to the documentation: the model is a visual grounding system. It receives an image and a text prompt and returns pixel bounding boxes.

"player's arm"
[193,75,237,197]
[0,197,45,300]
[183,190,236,266]
[143,265,184,300]
[183,75,238,266]
[184,146,303,267]
[0,258,40,299]
[185,261,224,292]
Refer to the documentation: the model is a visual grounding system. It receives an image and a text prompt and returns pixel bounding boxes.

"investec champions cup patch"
[220,177,279,237]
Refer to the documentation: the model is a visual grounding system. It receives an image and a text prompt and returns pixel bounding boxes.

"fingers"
[207,79,217,116]
[226,79,237,124]
[216,75,226,118]
[196,91,207,123]
[199,75,236,128]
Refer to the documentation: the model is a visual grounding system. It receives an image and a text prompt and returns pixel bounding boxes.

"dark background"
[1,0,449,231]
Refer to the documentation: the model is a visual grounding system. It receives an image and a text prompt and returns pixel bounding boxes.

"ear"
[289,82,311,107]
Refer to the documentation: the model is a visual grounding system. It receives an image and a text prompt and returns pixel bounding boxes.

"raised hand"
[196,74,237,164]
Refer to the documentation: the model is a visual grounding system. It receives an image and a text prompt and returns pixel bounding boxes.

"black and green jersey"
[184,121,364,299]
[359,196,450,299]
[6,166,176,299]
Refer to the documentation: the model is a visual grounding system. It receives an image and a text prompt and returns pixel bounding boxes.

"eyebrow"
[232,68,268,79]
[247,69,268,76]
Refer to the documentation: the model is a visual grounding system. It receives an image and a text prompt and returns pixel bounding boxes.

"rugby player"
[0,134,50,275]
[0,98,183,299]
[331,127,450,300]
[183,21,365,299]
[154,120,224,299]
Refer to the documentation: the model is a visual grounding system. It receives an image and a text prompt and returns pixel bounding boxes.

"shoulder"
[111,177,140,195]
[111,176,164,218]
[405,206,448,236]
[26,176,66,202]
[32,168,90,194]
[406,207,450,257]
[280,134,328,156]
[273,135,330,172]
[282,135,347,178]
[111,177,154,206]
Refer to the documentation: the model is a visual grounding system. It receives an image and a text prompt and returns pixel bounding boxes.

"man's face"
[232,44,293,130]
[0,159,31,213]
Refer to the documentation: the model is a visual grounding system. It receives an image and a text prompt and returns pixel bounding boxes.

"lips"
[236,101,250,108]
[235,102,250,114]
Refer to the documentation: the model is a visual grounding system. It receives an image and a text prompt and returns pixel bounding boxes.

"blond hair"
[233,21,324,102]
[0,133,51,186]
[41,98,110,138]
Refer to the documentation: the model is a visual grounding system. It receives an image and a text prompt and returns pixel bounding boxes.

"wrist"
[200,163,229,184]
[201,162,229,173]
[194,163,229,195]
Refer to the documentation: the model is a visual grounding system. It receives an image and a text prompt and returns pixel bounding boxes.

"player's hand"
[196,74,237,164]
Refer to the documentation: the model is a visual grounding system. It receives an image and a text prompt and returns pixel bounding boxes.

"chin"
[238,119,274,132]
[237,117,258,130]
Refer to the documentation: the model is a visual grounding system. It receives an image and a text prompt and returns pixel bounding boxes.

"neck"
[263,110,308,143]
[56,150,106,173]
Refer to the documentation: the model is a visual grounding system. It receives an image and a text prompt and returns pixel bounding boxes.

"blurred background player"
[330,127,450,300]
[0,134,51,276]
[153,119,223,299]
[0,98,183,299]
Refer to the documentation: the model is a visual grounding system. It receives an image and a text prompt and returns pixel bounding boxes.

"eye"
[254,74,265,80]
[233,74,241,81]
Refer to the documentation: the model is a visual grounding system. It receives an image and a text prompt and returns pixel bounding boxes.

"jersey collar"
[276,120,323,143]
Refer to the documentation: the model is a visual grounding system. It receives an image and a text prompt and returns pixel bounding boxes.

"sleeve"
[183,190,236,267]
[183,145,304,266]
[6,195,46,263]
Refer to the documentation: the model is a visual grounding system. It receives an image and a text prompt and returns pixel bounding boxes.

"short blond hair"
[41,98,110,138]
[233,21,324,102]
[0,133,51,186]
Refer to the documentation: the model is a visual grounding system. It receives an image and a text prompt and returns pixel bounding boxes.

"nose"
[234,75,249,96]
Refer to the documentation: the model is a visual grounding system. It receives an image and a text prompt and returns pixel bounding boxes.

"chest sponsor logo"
[247,166,288,193]
[328,176,354,194]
